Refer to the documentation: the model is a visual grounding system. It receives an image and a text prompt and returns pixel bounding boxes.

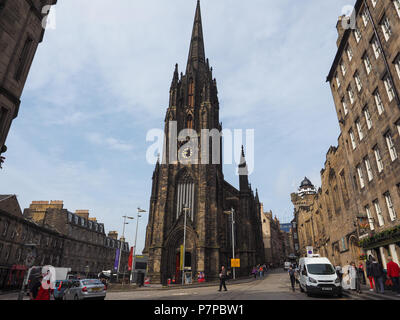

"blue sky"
[1,0,353,253]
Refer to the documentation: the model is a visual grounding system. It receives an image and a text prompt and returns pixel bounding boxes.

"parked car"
[53,280,72,300]
[63,279,106,300]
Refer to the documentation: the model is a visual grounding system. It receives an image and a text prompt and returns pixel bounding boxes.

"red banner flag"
[128,247,134,271]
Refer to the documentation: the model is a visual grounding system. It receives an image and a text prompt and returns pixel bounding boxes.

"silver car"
[63,279,106,300]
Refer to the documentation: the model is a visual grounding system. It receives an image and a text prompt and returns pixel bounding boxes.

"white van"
[298,256,342,297]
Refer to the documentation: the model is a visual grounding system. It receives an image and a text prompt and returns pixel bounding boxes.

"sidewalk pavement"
[343,282,400,300]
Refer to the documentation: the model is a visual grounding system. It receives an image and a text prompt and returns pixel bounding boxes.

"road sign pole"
[232,208,236,280]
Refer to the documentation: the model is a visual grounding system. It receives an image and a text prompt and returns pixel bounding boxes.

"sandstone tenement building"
[143,1,264,284]
[293,0,400,268]
[0,196,129,291]
[0,0,56,167]
[260,205,294,267]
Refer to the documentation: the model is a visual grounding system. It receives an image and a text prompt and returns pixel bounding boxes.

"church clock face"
[181,147,193,159]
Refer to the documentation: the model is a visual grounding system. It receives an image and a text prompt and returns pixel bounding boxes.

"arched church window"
[176,175,196,221]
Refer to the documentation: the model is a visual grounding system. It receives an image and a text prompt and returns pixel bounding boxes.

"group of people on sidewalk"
[251,264,268,280]
[335,255,400,296]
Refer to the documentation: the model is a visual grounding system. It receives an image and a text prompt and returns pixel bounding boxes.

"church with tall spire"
[143,1,264,283]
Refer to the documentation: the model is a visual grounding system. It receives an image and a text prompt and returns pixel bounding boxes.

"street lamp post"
[117,215,134,282]
[131,208,146,284]
[224,208,236,280]
[182,205,190,286]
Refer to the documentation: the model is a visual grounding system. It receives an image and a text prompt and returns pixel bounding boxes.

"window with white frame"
[364,106,373,129]
[373,89,385,114]
[346,45,353,61]
[349,128,357,150]
[397,120,400,136]
[384,192,397,221]
[365,205,375,231]
[373,200,385,226]
[364,157,374,181]
[395,55,400,80]
[394,0,400,18]
[348,86,355,104]
[355,72,362,91]
[335,72,341,88]
[357,165,365,188]
[385,132,398,161]
[342,98,348,115]
[374,145,384,172]
[384,75,396,102]
[363,53,372,74]
[362,8,369,26]
[356,118,364,141]
[381,17,392,41]
[371,37,381,59]
[354,28,362,43]
[340,60,346,76]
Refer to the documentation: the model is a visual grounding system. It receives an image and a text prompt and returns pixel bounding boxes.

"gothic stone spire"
[186,0,206,74]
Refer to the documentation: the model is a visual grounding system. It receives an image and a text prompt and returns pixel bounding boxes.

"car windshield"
[82,280,103,286]
[307,264,335,275]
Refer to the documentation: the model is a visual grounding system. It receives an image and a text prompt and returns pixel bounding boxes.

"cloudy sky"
[1,0,353,253]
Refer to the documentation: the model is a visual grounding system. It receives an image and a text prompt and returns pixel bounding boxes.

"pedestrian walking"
[370,257,385,294]
[341,264,351,290]
[258,265,263,280]
[386,256,400,296]
[350,262,362,294]
[33,274,53,300]
[335,265,343,284]
[218,266,227,292]
[29,275,42,300]
[288,266,296,292]
[348,262,357,291]
[252,266,257,279]
[358,261,366,285]
[262,264,266,278]
[366,255,375,292]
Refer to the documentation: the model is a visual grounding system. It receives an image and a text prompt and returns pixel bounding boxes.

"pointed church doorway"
[174,251,193,283]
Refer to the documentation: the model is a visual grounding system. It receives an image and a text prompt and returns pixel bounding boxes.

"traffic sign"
[231,259,240,268]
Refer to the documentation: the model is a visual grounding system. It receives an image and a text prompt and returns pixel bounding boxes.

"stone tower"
[0,0,57,167]
[143,1,264,284]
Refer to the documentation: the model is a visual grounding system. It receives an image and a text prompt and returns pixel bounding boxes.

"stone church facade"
[143,1,264,284]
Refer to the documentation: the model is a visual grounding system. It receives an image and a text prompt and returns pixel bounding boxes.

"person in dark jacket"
[370,257,384,294]
[29,276,42,300]
[288,266,296,292]
[218,266,227,292]
[366,256,375,292]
